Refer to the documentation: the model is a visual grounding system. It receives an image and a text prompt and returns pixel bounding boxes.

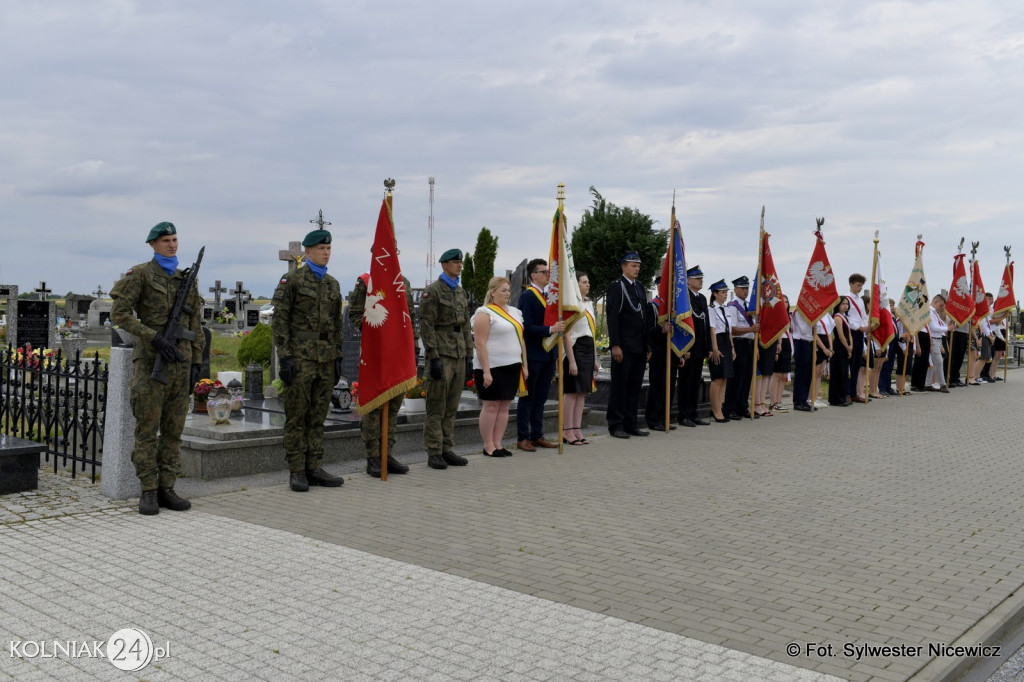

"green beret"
[302,229,332,247]
[145,221,176,243]
[439,248,463,263]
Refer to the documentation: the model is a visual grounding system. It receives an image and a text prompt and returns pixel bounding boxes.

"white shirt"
[791,313,814,341]
[818,315,835,336]
[472,305,525,369]
[928,307,949,338]
[710,301,730,334]
[726,299,754,340]
[845,291,868,331]
[566,300,596,345]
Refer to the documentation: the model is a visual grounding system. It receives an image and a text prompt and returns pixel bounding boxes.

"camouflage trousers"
[130,358,189,490]
[361,392,405,458]
[282,358,334,472]
[424,355,466,455]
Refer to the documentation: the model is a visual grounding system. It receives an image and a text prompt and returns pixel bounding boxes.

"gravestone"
[208,280,227,310]
[223,300,236,316]
[87,299,113,328]
[245,307,261,328]
[15,299,56,350]
[64,294,96,321]
[230,281,251,319]
[278,241,304,272]
[203,306,215,321]
[508,259,529,307]
[1,284,17,343]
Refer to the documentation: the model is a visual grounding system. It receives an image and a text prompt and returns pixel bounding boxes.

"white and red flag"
[796,229,841,326]
[756,231,789,348]
[542,205,584,351]
[869,250,895,348]
[945,253,974,327]
[356,197,418,415]
[993,261,1016,316]
[971,260,989,322]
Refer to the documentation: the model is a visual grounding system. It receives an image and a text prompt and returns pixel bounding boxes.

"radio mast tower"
[426,176,436,285]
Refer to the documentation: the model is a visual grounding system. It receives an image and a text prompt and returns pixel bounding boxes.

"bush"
[237,323,272,368]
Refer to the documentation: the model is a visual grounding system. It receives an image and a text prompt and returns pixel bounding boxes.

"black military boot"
[387,455,409,474]
[428,454,448,469]
[157,487,192,511]
[306,468,344,487]
[441,451,468,466]
[289,471,309,492]
[139,490,159,516]
[366,457,382,478]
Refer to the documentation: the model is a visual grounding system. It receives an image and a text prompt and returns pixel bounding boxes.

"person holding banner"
[473,277,528,457]
[516,259,564,451]
[678,266,711,427]
[707,279,734,422]
[562,271,598,445]
[606,252,651,438]
[927,294,950,392]
[845,274,870,403]
[645,279,677,432]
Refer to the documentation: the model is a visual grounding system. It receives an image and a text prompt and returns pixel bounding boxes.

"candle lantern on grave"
[243,362,264,401]
[226,378,245,412]
[206,386,234,425]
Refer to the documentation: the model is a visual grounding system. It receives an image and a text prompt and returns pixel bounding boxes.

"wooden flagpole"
[947,237,965,387]
[750,207,765,419]
[1004,245,1012,383]
[664,196,676,433]
[866,230,879,402]
[967,241,980,386]
[557,183,566,454]
[899,235,923,394]
[380,179,397,481]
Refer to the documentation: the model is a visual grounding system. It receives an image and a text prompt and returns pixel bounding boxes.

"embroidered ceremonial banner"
[971,260,989,322]
[656,216,695,355]
[796,231,841,326]
[894,240,932,334]
[994,262,1015,316]
[870,250,895,348]
[756,232,789,348]
[946,253,974,326]
[543,206,583,351]
[356,198,417,415]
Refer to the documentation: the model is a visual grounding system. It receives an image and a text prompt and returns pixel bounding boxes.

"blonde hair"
[484,276,511,305]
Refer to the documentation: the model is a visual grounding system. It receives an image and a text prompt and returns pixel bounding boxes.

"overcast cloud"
[1,0,1021,302]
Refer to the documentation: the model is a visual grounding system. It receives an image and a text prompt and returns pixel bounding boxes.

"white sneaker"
[814,400,829,409]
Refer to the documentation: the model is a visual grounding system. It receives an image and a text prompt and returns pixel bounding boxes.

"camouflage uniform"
[419,277,472,455]
[271,266,343,473]
[348,276,419,460]
[110,259,205,490]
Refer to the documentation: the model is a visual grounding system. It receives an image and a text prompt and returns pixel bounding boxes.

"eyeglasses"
[536,269,550,275]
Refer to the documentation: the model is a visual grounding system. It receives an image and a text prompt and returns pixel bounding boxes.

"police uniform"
[348,274,417,477]
[419,249,473,469]
[271,229,345,491]
[723,276,755,419]
[110,221,204,515]
[645,288,675,431]
[606,252,650,437]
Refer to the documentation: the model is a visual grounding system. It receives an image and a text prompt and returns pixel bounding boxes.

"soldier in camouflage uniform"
[419,248,474,470]
[271,229,346,492]
[348,273,418,477]
[110,222,204,515]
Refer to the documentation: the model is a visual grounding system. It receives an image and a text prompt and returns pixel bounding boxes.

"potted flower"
[215,307,235,325]
[193,378,223,413]
[402,377,427,412]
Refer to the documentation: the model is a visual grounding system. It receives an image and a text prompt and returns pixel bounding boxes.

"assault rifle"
[151,246,205,385]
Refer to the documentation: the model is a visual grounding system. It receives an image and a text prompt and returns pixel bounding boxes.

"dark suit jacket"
[688,288,711,357]
[606,276,650,354]
[518,285,554,361]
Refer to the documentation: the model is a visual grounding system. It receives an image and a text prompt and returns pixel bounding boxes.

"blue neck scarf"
[305,260,327,280]
[154,254,178,276]
[439,272,460,290]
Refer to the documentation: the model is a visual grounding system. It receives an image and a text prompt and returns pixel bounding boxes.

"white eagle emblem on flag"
[954,275,971,298]
[362,277,389,328]
[805,261,834,290]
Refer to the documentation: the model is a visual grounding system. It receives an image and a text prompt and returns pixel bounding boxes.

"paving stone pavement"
[193,378,1024,681]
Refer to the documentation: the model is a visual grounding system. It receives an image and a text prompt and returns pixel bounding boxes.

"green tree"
[463,251,476,304]
[570,186,667,307]
[468,227,499,300]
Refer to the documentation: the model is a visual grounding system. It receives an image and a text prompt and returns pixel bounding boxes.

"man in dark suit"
[516,258,565,451]
[606,252,651,438]
[646,278,678,431]
[677,265,711,426]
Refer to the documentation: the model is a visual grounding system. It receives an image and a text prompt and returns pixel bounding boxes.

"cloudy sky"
[1,0,1021,304]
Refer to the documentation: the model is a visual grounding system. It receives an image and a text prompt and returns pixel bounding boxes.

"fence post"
[100,347,139,500]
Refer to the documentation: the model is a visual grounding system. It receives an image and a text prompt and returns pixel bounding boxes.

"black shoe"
[713,416,730,423]
[289,471,309,492]
[679,418,697,428]
[157,487,191,511]
[139,490,159,515]
[793,402,813,412]
[483,448,501,457]
[306,468,344,487]
[726,413,742,421]
[647,424,677,431]
[497,448,513,457]
[737,411,752,419]
[366,458,382,478]
[386,455,409,474]
[428,455,448,469]
[693,418,710,426]
[625,428,649,437]
[442,451,468,466]
[610,429,631,438]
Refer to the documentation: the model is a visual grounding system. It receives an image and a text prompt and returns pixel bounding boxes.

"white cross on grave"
[279,241,305,272]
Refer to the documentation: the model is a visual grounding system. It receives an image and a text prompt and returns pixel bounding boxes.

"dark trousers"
[848,330,865,397]
[828,348,849,405]
[793,339,813,406]
[910,331,930,389]
[646,343,675,428]
[608,352,646,432]
[517,356,555,441]
[676,354,706,421]
[949,332,968,382]
[724,337,754,416]
[878,344,896,393]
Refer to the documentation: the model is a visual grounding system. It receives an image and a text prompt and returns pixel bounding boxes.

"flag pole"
[665,196,676,432]
[751,207,765,419]
[899,235,923,393]
[379,179,398,481]
[967,241,980,386]
[947,237,965,387]
[866,230,879,402]
[1004,245,1013,383]
[556,183,566,454]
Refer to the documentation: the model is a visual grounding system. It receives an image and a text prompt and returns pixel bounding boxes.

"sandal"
[563,428,584,446]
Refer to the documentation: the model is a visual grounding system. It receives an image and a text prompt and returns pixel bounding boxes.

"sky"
[1,0,1022,304]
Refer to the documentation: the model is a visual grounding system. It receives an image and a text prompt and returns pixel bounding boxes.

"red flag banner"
[994,262,1015,316]
[945,253,974,326]
[870,250,895,348]
[757,232,790,348]
[971,260,989,322]
[796,232,840,326]
[356,198,417,415]
[542,206,583,351]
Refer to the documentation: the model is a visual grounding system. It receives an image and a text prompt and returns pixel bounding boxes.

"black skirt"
[562,336,596,394]
[475,364,522,401]
[709,332,734,380]
[774,341,792,373]
[757,339,777,375]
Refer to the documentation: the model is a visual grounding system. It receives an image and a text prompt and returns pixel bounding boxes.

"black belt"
[293,331,331,340]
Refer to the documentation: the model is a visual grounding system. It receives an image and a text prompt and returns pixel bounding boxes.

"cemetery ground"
[3,367,1024,680]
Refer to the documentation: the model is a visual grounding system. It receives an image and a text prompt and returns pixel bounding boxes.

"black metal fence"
[0,345,108,481]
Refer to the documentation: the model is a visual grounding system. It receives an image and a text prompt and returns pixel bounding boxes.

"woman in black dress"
[707,280,734,422]
[562,271,599,445]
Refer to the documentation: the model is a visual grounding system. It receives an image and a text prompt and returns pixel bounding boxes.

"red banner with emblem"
[756,232,789,348]
[994,262,1015,316]
[945,253,973,327]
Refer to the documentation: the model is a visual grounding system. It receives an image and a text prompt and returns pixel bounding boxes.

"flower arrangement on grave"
[405,377,426,399]
[13,344,58,370]
[193,378,223,404]
[215,307,235,324]
[350,381,359,405]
